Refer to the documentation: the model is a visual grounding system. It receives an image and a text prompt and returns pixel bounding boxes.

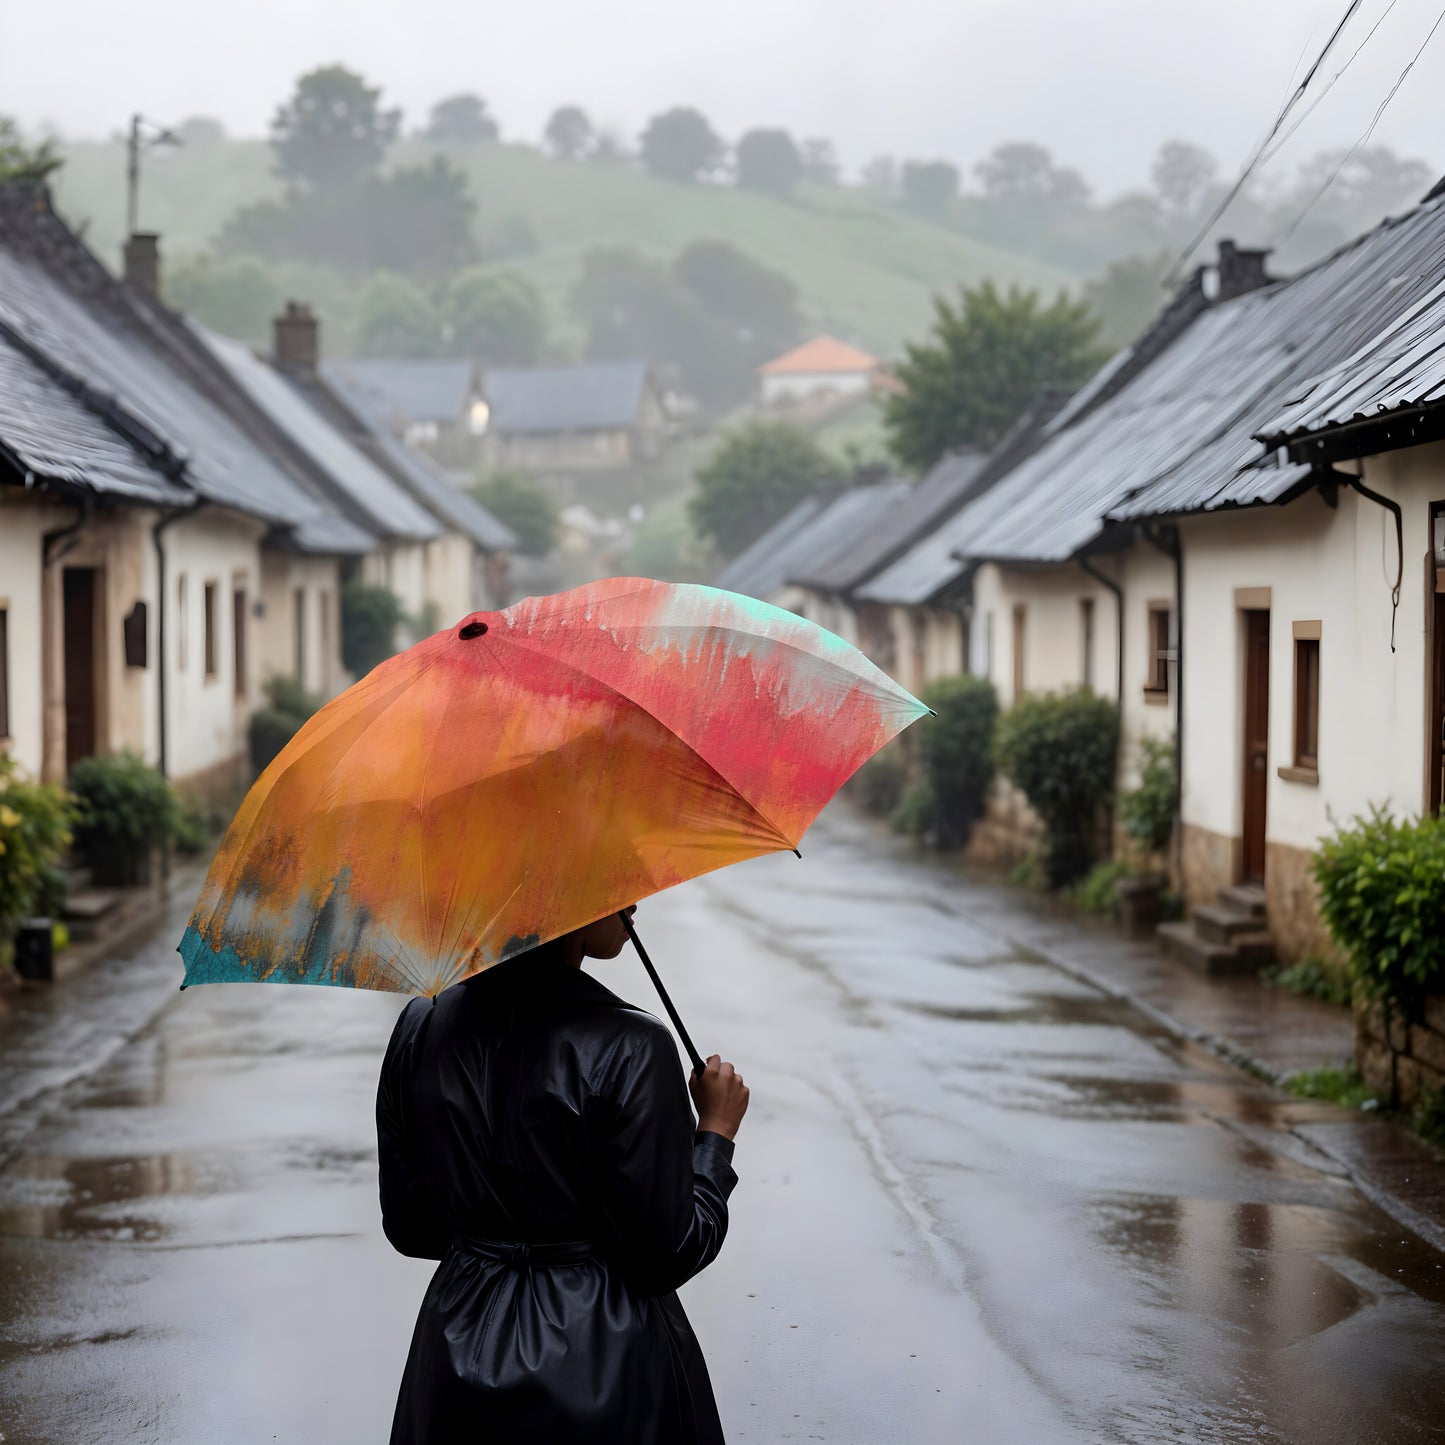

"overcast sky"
[1,0,1441,191]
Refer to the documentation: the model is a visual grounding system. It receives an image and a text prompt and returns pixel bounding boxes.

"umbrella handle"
[619,912,708,1083]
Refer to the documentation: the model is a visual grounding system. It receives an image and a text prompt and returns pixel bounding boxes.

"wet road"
[3,806,1445,1443]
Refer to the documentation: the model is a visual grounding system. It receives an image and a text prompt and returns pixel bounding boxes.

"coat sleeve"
[595,1019,738,1296]
[376,999,452,1261]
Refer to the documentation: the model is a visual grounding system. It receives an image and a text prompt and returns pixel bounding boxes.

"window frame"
[1144,601,1172,702]
[1283,620,1322,783]
[202,581,218,681]
[1079,596,1095,692]
[232,583,247,700]
[1011,603,1027,701]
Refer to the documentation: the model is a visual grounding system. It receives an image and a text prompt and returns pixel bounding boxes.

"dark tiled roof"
[792,452,985,594]
[334,359,477,425]
[320,361,515,552]
[483,361,650,434]
[711,481,910,602]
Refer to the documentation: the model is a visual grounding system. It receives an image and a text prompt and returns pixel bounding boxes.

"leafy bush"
[995,691,1119,887]
[913,676,998,848]
[1007,854,1046,889]
[1313,806,1445,1012]
[1121,737,1177,857]
[470,471,558,557]
[69,752,178,884]
[1068,860,1132,919]
[852,751,905,818]
[341,581,405,677]
[249,675,323,774]
[1284,1065,1378,1110]
[0,755,74,937]
[1414,1088,1445,1149]
[890,780,937,838]
[1261,956,1352,1009]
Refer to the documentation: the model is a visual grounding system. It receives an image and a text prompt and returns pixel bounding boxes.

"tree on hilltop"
[424,94,500,145]
[735,128,803,195]
[638,107,725,184]
[900,160,959,218]
[270,65,401,191]
[545,106,594,160]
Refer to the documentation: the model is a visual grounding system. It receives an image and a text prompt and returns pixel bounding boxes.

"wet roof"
[792,452,985,594]
[712,480,911,602]
[320,361,516,552]
[332,358,476,425]
[483,361,650,434]
[196,326,442,543]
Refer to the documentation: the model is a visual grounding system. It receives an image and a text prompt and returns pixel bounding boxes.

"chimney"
[122,232,161,299]
[1215,239,1273,302]
[273,301,319,374]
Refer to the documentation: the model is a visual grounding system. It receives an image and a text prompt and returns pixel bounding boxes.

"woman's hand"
[689,1055,749,1141]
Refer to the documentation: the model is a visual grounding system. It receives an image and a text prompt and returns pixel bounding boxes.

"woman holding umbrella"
[377,906,749,1444]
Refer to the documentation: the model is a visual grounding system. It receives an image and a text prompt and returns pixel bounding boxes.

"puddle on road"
[0,1152,201,1242]
[898,991,1129,1030]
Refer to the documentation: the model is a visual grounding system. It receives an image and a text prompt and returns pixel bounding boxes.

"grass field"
[54,139,1070,358]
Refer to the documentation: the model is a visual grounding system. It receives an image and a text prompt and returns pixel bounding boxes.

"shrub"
[995,690,1119,887]
[0,754,75,938]
[341,580,406,677]
[69,752,178,885]
[1068,859,1132,919]
[1313,806,1445,1013]
[249,675,323,774]
[1120,737,1177,858]
[1261,956,1352,1009]
[1284,1065,1378,1110]
[890,780,937,838]
[852,751,905,818]
[914,676,997,849]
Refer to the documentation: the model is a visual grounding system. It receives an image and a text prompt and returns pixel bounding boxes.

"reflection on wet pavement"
[2,804,1444,1443]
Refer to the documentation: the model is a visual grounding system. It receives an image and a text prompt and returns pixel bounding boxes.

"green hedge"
[896,675,998,849]
[1121,737,1177,858]
[995,690,1119,887]
[69,752,178,885]
[0,754,74,938]
[341,580,405,677]
[1314,806,1445,1012]
[249,675,324,774]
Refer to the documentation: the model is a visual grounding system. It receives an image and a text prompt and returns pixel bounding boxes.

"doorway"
[1241,609,1270,883]
[63,567,99,771]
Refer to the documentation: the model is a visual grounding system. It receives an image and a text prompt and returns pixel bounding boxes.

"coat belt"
[453,1235,595,1268]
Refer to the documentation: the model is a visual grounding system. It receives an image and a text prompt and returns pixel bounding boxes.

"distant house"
[757,336,881,406]
[331,358,483,470]
[476,362,666,477]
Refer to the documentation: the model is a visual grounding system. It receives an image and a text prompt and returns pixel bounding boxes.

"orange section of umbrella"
[179,578,927,996]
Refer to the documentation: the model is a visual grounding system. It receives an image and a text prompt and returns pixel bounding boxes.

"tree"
[671,240,801,358]
[638,107,725,184]
[359,157,476,277]
[544,105,594,161]
[166,253,280,343]
[176,115,226,148]
[975,141,1090,204]
[424,93,499,145]
[443,268,547,365]
[735,128,803,195]
[884,281,1105,472]
[690,421,838,557]
[356,272,441,357]
[900,160,959,217]
[1150,140,1217,222]
[270,66,401,192]
[0,116,60,182]
[470,471,558,556]
[801,138,839,187]
[1289,144,1433,221]
[1083,252,1171,352]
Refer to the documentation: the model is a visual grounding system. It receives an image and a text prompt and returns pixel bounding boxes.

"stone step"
[1194,902,1267,946]
[1217,883,1267,919]
[61,888,124,941]
[1157,920,1272,977]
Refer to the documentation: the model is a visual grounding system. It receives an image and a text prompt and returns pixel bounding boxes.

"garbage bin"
[13,917,54,982]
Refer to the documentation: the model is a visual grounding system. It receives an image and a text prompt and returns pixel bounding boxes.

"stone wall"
[1179,821,1236,910]
[965,777,1045,870]
[1264,839,1337,962]
[1356,996,1445,1108]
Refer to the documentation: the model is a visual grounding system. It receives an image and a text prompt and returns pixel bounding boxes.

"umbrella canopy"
[180,578,926,996]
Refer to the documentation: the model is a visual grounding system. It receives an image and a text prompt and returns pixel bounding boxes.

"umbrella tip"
[792,847,802,859]
[927,708,938,717]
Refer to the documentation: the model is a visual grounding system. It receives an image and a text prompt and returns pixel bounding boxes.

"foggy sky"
[2,0,1442,190]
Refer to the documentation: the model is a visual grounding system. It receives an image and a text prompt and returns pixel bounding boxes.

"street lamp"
[125,113,182,237]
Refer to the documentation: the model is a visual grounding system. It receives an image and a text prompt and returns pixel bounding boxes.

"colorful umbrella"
[179,578,927,1059]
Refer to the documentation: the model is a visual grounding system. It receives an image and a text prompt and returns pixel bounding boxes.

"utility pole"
[125,113,181,238]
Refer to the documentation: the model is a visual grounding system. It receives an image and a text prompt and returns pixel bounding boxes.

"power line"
[1166,0,1366,281]
[1272,4,1445,246]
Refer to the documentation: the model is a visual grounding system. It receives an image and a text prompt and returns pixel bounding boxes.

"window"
[176,574,188,671]
[1080,597,1095,691]
[0,606,10,739]
[294,588,307,683]
[203,582,218,679]
[233,587,247,699]
[1291,621,1321,774]
[1012,604,1027,700]
[1145,603,1171,698]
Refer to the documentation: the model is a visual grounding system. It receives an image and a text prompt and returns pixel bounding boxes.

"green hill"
[53,139,1070,357]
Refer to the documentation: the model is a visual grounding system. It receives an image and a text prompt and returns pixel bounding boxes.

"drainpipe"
[1342,468,1403,654]
[1078,552,1124,709]
[1144,523,1185,881]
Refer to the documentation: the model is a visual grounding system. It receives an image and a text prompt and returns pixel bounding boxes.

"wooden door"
[63,567,98,771]
[1241,610,1270,883]
[1430,590,1445,814]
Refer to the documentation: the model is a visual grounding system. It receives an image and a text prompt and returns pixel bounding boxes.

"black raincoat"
[377,949,737,1444]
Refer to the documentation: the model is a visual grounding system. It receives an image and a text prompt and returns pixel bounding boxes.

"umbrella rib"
[496,632,798,853]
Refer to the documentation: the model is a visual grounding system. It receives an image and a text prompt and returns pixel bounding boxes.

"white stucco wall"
[1179,448,1444,856]
[422,533,478,630]
[1116,545,1181,788]
[0,493,67,777]
[761,371,872,405]
[259,552,346,701]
